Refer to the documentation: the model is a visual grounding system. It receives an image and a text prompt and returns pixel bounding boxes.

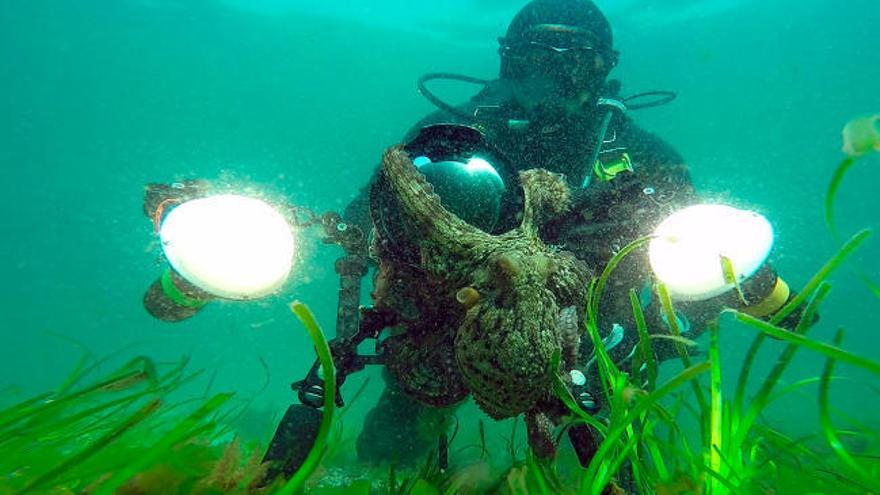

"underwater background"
[1,0,879,489]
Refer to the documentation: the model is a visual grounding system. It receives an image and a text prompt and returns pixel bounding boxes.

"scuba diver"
[141,0,809,484]
[340,0,704,468]
[256,0,807,478]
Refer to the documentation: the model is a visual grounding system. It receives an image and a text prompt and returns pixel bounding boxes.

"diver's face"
[502,24,611,116]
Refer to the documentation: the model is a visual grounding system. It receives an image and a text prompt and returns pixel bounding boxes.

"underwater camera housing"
[406,123,510,232]
[371,123,522,260]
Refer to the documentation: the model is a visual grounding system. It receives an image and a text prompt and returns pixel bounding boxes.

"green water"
[1,0,878,491]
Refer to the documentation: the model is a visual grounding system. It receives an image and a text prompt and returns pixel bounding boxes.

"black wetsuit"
[343,78,706,465]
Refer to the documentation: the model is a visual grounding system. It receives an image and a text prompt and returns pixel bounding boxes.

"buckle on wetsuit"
[592,152,633,182]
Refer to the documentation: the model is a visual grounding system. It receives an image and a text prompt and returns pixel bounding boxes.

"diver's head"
[499,0,618,115]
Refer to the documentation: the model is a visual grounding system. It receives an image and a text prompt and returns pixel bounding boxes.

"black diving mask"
[507,24,601,52]
[500,24,617,99]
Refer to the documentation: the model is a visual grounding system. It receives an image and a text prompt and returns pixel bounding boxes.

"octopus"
[369,146,593,458]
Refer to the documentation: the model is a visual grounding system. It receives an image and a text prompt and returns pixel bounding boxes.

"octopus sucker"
[456,286,481,310]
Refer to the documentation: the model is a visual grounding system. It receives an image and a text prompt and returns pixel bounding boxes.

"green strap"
[593,152,634,182]
[161,268,209,309]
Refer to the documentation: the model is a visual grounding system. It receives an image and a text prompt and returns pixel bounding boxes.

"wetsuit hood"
[500,0,614,79]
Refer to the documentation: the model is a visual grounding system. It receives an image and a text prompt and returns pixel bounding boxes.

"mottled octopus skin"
[371,146,591,456]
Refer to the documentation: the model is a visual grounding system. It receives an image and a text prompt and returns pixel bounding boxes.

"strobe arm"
[290,306,398,408]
